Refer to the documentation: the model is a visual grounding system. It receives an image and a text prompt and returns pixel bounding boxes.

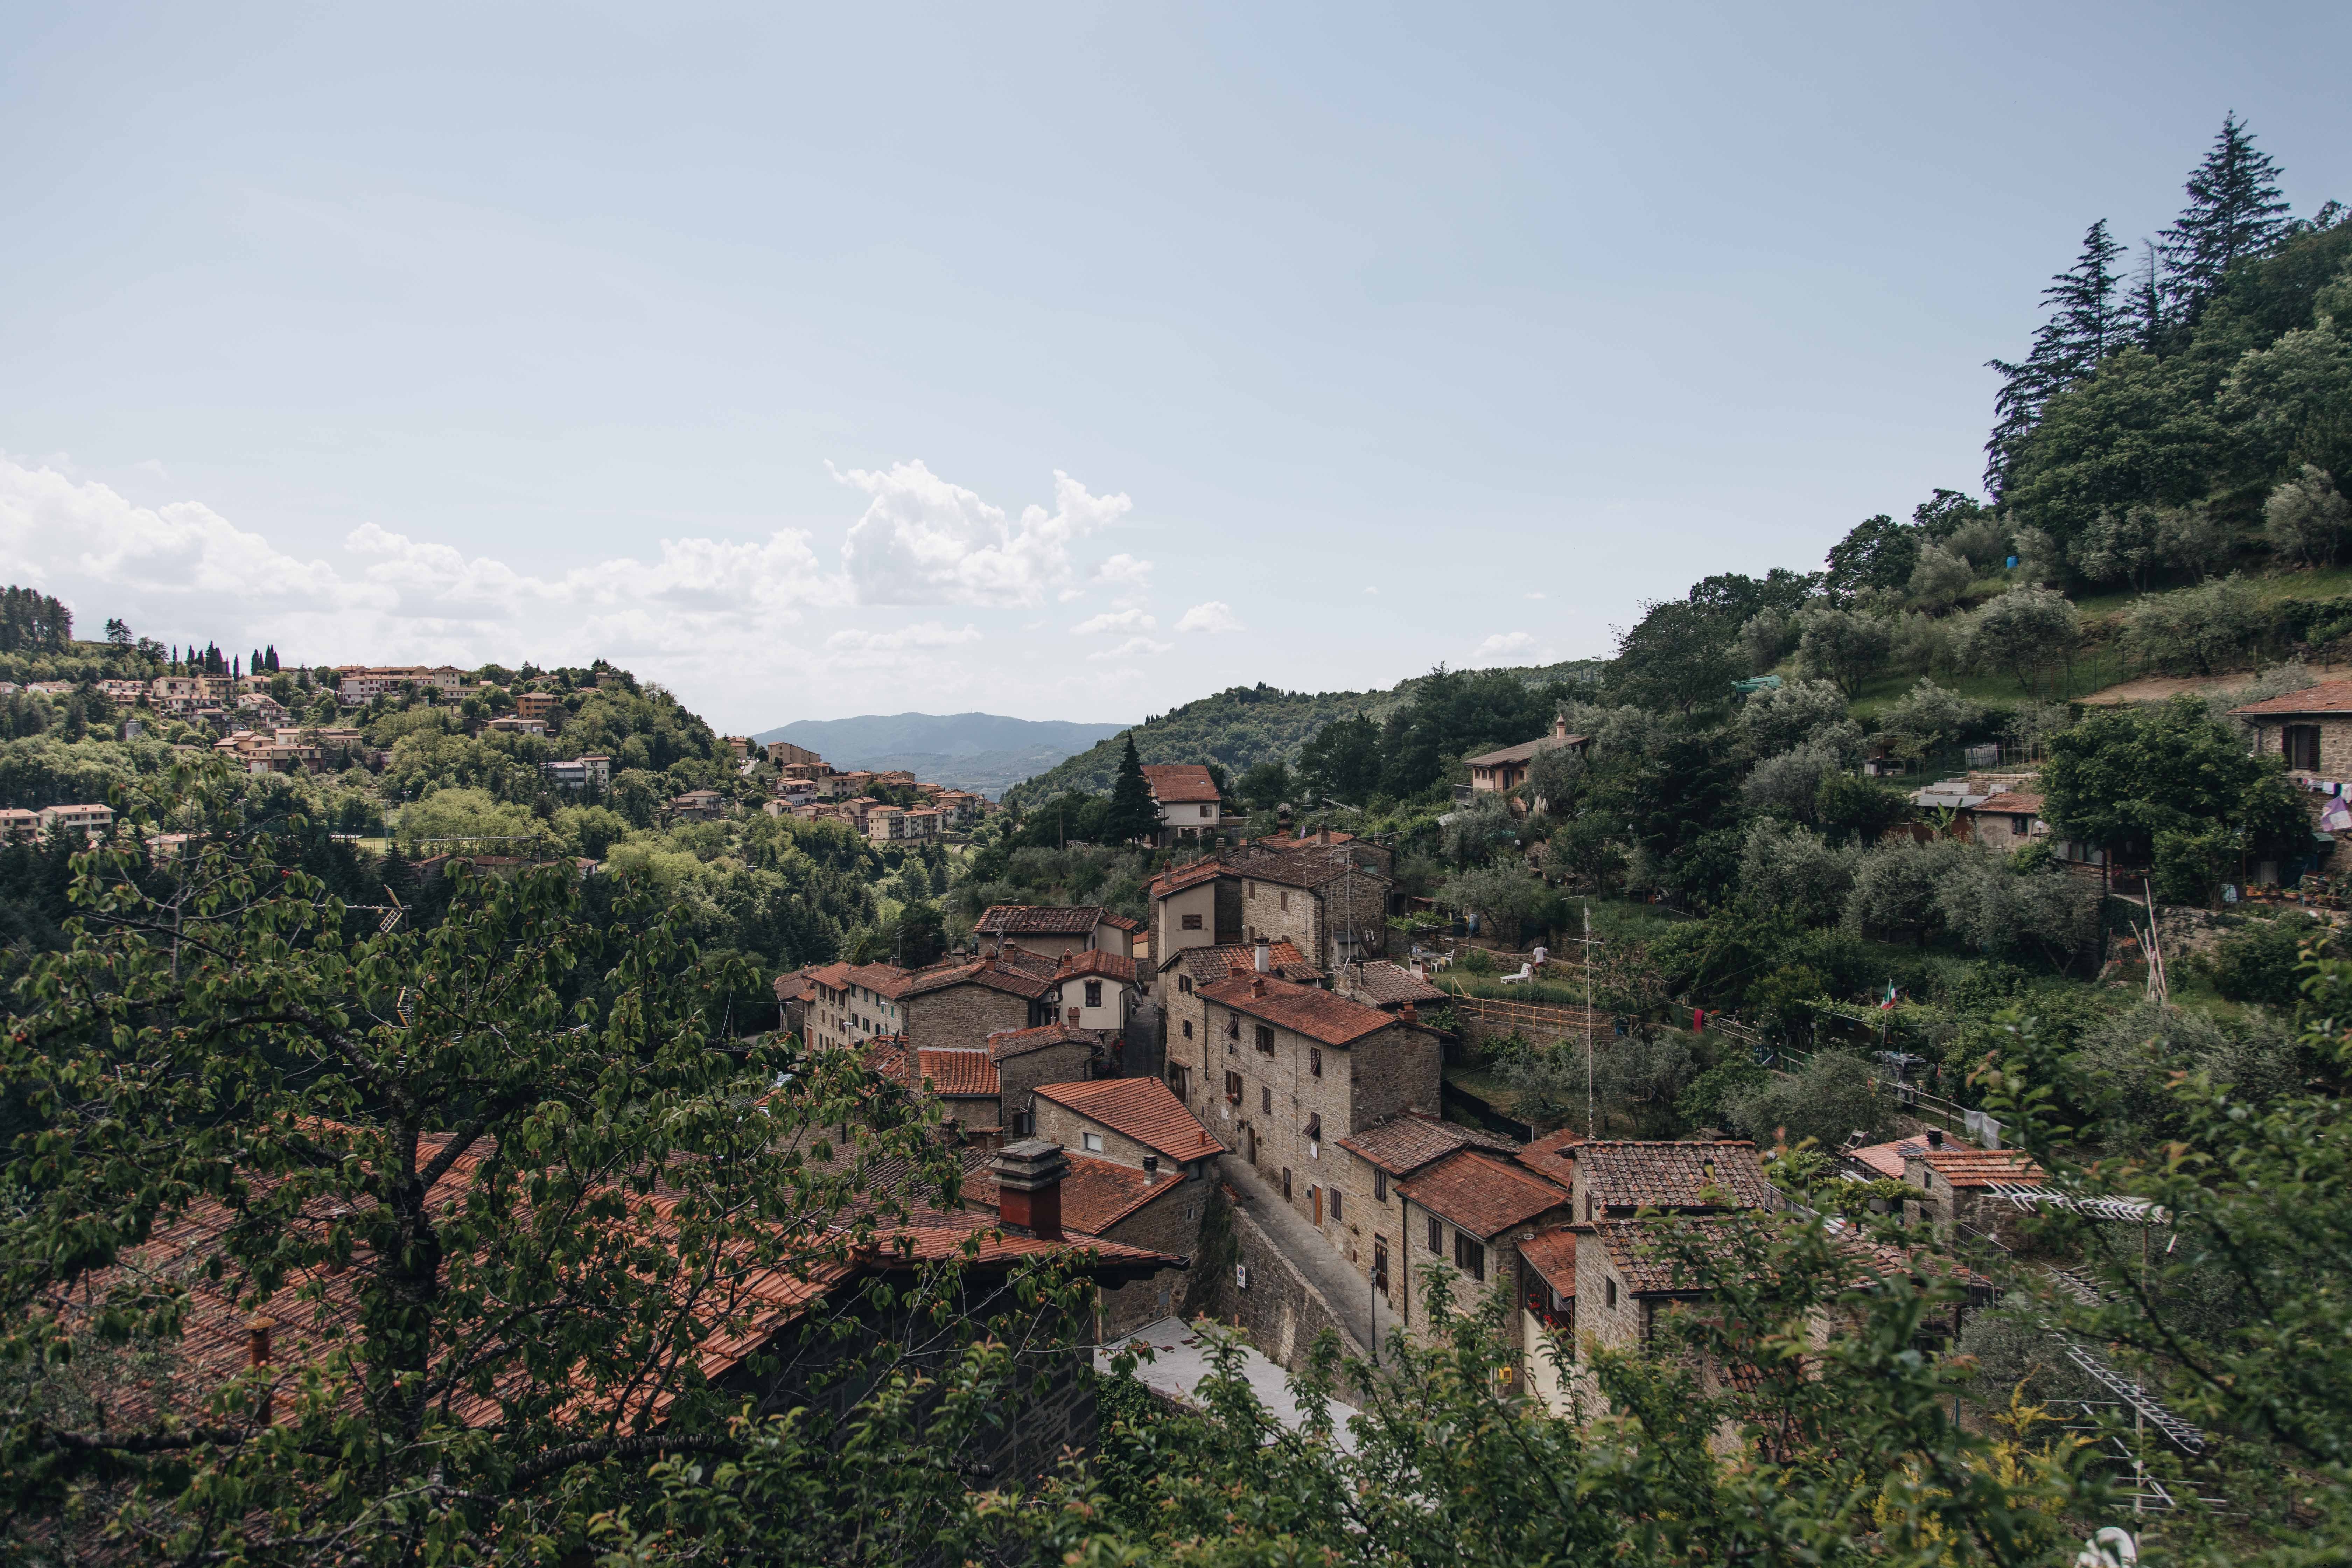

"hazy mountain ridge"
[751,712,1128,798]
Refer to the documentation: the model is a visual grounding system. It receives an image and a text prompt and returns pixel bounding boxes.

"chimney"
[1926,1127,1944,1148]
[1251,974,1265,997]
[1400,1002,1417,1025]
[1553,713,1568,744]
[1254,935,1270,973]
[248,1317,272,1368]
[1143,1154,1160,1182]
[989,1138,1069,1241]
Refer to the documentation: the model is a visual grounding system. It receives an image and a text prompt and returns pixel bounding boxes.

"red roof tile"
[1055,948,1139,983]
[976,904,1110,936]
[899,954,1054,1001]
[1058,1154,1180,1234]
[1396,1149,1568,1239]
[1148,858,1228,898]
[1342,960,1445,1008]
[1846,1136,1930,1181]
[1514,1126,1584,1183]
[1339,1111,1517,1176]
[1031,1077,1224,1163]
[1167,939,1317,985]
[1580,1141,1777,1213]
[988,1021,1110,1060]
[1140,763,1222,803]
[901,1046,1000,1098]
[1968,791,2045,815]
[2232,679,2352,717]
[1519,1225,1578,1297]
[1197,972,1400,1047]
[1917,1147,2046,1189]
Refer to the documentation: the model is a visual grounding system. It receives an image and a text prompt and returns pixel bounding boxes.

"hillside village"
[5,117,2352,1567]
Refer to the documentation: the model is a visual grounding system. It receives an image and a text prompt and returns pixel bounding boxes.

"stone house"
[1255,827,1396,880]
[1335,959,1446,1013]
[881,1040,1004,1135]
[1024,1076,1224,1176]
[1954,790,2048,853]
[1140,763,1223,844]
[1394,1149,1571,1331]
[988,1022,1110,1110]
[1848,1132,2046,1244]
[1182,972,1441,1255]
[1229,844,1395,969]
[1326,1112,1521,1317]
[1569,1140,1778,1224]
[2231,681,2352,873]
[896,951,1063,1050]
[960,1143,1205,1340]
[1464,714,1590,798]
[976,904,1141,961]
[1160,938,1320,1079]
[1147,858,1241,966]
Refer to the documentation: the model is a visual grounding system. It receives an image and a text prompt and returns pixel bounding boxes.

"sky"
[1,3,2346,733]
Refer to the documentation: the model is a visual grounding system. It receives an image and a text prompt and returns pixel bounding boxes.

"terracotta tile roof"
[1228,843,1364,890]
[1197,972,1401,1047]
[1055,948,1139,983]
[1148,858,1228,898]
[988,1021,1109,1060]
[1519,1225,1578,1297]
[807,960,919,1001]
[1140,763,1222,803]
[899,954,1054,1002]
[1100,912,1146,933]
[2232,679,2352,717]
[1396,1149,1568,1239]
[772,967,817,1003]
[1580,1141,1777,1213]
[1031,1077,1224,1163]
[1514,1126,1584,1183]
[898,1046,1000,1098]
[1339,1111,1517,1176]
[976,903,1109,936]
[1846,1136,1931,1181]
[1917,1147,2046,1189]
[1167,939,1319,985]
[1464,732,1588,768]
[1588,1215,1984,1297]
[1058,1153,1181,1234]
[1342,960,1445,1008]
[1968,791,2045,816]
[1258,829,1356,849]
[990,944,1063,979]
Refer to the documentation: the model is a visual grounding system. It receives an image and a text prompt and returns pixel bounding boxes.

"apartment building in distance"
[333,665,470,704]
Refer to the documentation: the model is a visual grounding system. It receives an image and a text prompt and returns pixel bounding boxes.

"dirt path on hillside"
[2075,665,2352,706]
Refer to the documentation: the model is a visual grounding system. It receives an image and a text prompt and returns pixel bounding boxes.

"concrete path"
[1094,1317,1361,1450]
[1216,1152,1408,1362]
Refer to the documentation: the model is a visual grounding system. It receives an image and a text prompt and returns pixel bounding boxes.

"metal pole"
[1583,898,1595,1140]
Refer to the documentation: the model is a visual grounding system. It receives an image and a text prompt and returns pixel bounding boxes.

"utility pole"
[1584,898,1595,1141]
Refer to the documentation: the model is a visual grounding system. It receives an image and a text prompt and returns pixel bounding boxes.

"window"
[1224,1071,1243,1104]
[1304,1112,1322,1141]
[1182,1019,1194,1038]
[1181,912,1203,930]
[1279,890,1290,912]
[1454,1234,1486,1282]
[1260,1085,1272,1113]
[2011,814,2031,833]
[1254,1024,1275,1054]
[1167,1065,1190,1099]
[1426,1216,1443,1254]
[1374,1169,1388,1202]
[1605,1278,1618,1310]
[1010,1111,1035,1136]
[1282,1167,1293,1200]
[1245,880,1256,899]
[1309,1047,1322,1078]
[1082,1132,1104,1153]
[1329,1187,1343,1221]
[1198,804,1212,817]
[2287,725,2323,771]
[1084,980,1102,1008]
[1180,975,1194,993]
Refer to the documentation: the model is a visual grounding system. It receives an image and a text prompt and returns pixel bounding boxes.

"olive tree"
[1962,586,2080,695]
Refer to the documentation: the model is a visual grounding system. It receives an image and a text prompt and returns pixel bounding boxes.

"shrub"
[1723,1048,1890,1150]
[2212,912,2334,1006]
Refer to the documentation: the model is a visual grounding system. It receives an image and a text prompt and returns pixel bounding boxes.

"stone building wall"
[904,982,1038,1052]
[1031,1098,1160,1169]
[997,1037,1098,1109]
[1193,1188,1371,1388]
[1096,1176,1207,1339]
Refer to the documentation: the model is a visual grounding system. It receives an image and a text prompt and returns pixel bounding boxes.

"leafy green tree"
[1822,513,1917,600]
[1103,735,1161,844]
[1999,350,2224,550]
[1793,608,1892,698]
[1843,836,1963,945]
[2226,323,2352,483]
[2040,693,2306,858]
[1962,585,2080,695]
[1987,220,2128,492]
[1906,542,1975,609]
[1736,820,1856,927]
[2119,574,2260,676]
[1607,600,1740,714]
[2210,911,2337,1005]
[2261,463,2352,567]
[1294,711,1382,804]
[1724,1048,1891,1149]
[0,768,986,1562]
[1236,757,1290,811]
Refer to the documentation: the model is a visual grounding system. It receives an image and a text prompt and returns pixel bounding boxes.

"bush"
[2121,575,2260,676]
[1677,1058,1768,1127]
[2212,912,2334,1006]
[1723,1048,1890,1150]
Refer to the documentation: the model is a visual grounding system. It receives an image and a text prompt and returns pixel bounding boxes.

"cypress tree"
[2160,112,2292,324]
[1104,736,1161,846]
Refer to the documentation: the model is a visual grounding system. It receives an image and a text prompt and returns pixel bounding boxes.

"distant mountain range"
[751,712,1130,799]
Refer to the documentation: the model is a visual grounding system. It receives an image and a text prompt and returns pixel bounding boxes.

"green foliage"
[1677,1056,1766,1126]
[1608,600,1740,714]
[1724,1047,1892,1150]
[2040,694,2306,856]
[2211,911,2337,1006]
[2119,574,2261,674]
[1794,608,1893,697]
[1103,735,1161,844]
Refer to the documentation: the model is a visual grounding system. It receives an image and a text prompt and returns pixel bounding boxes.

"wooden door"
[1373,1238,1390,1297]
[1311,1186,1323,1225]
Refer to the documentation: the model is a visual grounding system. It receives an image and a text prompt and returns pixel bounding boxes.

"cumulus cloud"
[833,460,1131,607]
[1175,600,1244,634]
[1086,553,1154,595]
[1363,585,1380,595]
[1525,591,1546,600]
[1472,631,1538,661]
[1089,635,1174,660]
[1070,607,1156,636]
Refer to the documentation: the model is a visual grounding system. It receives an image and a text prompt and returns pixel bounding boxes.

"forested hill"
[999,660,1601,808]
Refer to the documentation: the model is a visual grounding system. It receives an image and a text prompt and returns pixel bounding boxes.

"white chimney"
[1254,935,1270,973]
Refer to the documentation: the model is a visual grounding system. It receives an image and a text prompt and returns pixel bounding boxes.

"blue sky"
[1,2,2345,732]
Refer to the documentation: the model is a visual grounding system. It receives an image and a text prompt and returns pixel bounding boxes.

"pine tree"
[1103,737,1161,846]
[265,645,280,672]
[2122,238,2166,354]
[2160,111,2292,324]
[1984,221,2126,494]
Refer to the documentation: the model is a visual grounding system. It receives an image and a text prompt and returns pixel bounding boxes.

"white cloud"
[833,460,1131,607]
[1086,553,1154,596]
[1070,607,1157,636]
[1471,631,1538,662]
[1175,600,1244,634]
[1089,635,1174,660]
[1525,591,1546,600]
[1363,585,1380,595]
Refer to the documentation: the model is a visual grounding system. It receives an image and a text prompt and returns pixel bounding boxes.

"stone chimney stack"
[1251,974,1265,997]
[1254,935,1270,973]
[1553,713,1569,745]
[989,1138,1068,1241]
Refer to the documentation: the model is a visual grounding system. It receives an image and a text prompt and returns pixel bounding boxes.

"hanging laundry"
[2322,797,2352,833]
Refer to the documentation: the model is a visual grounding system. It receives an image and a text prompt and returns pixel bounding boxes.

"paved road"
[1097,1316,1362,1449]
[1217,1153,1407,1363]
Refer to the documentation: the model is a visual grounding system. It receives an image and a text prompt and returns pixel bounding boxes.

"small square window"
[1181,912,1203,930]
[1199,804,1211,817]
[1426,1216,1443,1254]
[1082,1132,1104,1153]
[1183,1019,1194,1038]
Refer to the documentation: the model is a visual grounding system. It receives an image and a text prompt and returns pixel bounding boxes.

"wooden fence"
[1439,993,1611,1042]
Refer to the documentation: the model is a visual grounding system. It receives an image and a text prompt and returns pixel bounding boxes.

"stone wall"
[997,1037,1098,1109]
[906,981,1038,1052]
[1097,1175,1207,1339]
[1194,1188,1371,1387]
[1033,1097,1161,1169]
